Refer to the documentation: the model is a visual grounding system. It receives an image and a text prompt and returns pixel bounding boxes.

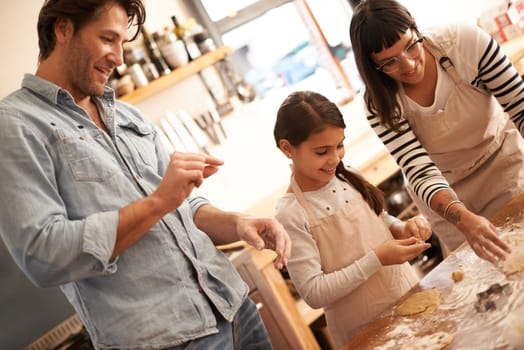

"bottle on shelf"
[171,15,201,61]
[124,46,159,82]
[140,27,171,77]
[193,30,216,55]
[156,28,189,69]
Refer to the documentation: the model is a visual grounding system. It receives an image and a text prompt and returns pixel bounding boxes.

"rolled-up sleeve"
[83,210,119,273]
[187,196,211,216]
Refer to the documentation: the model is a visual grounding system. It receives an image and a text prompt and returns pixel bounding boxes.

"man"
[0,1,290,349]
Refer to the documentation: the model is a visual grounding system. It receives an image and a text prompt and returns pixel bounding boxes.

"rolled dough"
[396,288,441,316]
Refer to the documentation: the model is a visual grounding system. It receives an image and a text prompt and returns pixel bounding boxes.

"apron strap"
[290,175,319,225]
[423,37,462,84]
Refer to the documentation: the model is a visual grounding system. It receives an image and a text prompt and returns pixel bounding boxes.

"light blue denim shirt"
[0,74,248,350]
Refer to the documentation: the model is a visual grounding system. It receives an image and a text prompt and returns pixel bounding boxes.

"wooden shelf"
[119,46,232,104]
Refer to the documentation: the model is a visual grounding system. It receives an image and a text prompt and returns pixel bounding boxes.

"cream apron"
[402,38,524,252]
[291,178,418,348]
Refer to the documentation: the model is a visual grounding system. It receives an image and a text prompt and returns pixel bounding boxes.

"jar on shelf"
[127,63,149,88]
[116,75,135,96]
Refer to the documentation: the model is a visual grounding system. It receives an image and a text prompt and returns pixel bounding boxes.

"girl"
[273,90,431,347]
[349,0,522,263]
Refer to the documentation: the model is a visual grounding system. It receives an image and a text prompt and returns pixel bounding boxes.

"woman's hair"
[274,90,384,214]
[37,0,146,61]
[349,0,417,131]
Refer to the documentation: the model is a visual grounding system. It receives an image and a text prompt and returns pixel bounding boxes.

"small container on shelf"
[116,75,135,96]
[127,63,149,88]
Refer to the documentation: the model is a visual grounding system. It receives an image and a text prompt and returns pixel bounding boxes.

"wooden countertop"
[342,193,524,349]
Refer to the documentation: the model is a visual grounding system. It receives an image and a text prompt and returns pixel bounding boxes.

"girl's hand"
[374,238,431,265]
[404,215,432,241]
[390,215,432,241]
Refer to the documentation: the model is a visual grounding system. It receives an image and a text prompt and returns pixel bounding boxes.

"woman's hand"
[374,238,431,265]
[430,190,511,264]
[456,211,511,264]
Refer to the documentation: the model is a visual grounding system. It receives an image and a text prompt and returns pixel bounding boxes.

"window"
[201,0,259,21]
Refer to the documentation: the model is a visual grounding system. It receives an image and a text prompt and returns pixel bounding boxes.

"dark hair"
[274,91,384,214]
[37,0,146,61]
[349,0,417,131]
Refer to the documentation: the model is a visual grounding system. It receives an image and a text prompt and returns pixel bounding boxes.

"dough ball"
[451,270,464,282]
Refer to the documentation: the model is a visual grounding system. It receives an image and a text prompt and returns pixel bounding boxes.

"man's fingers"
[204,155,224,166]
[202,165,220,178]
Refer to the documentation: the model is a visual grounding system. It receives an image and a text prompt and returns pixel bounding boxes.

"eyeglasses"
[375,36,424,74]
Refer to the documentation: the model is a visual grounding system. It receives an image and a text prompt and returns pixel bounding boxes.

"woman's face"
[371,29,426,85]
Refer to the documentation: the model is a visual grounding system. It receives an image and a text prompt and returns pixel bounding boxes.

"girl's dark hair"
[37,0,146,61]
[349,0,417,131]
[274,91,384,215]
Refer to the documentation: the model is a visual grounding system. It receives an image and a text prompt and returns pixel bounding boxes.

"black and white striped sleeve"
[473,32,524,135]
[367,113,450,208]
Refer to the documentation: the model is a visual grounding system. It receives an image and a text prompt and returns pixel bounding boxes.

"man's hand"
[114,152,223,258]
[153,152,223,212]
[236,216,292,269]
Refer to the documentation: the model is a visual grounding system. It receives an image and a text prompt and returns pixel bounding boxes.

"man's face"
[63,3,129,100]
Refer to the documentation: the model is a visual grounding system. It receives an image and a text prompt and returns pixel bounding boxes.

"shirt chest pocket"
[116,121,158,172]
[56,128,119,182]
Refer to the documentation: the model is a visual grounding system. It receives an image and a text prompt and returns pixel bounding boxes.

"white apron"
[401,37,524,252]
[291,177,418,348]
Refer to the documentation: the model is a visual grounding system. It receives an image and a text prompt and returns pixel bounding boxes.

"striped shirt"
[366,22,524,208]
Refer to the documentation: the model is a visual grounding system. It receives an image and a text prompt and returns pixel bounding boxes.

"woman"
[349,0,524,263]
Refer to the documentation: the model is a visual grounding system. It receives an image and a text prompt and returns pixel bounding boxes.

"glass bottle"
[171,15,201,61]
[140,27,171,76]
[193,30,216,55]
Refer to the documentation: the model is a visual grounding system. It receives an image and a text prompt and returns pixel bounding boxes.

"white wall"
[0,0,188,100]
[0,1,41,99]
[400,0,507,30]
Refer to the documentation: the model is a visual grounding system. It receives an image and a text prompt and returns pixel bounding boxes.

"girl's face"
[286,125,345,192]
[371,29,426,85]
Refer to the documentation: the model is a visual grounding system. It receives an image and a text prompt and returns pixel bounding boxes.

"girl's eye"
[316,150,328,156]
